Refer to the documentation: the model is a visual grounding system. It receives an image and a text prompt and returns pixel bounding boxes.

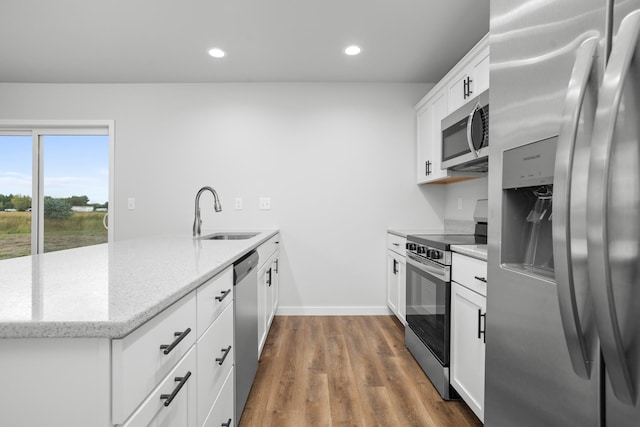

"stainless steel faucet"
[193,186,222,237]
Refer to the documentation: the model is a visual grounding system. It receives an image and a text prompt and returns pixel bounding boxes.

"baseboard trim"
[276,306,394,316]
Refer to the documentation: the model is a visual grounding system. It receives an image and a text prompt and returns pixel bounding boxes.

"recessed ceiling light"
[344,45,361,56]
[208,48,226,58]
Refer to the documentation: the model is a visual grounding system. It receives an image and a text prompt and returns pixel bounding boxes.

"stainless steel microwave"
[441,89,489,172]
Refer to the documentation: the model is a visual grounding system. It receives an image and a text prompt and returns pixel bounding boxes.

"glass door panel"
[0,135,32,259]
[42,135,109,253]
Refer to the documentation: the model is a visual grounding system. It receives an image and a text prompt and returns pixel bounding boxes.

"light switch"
[259,197,271,210]
[128,197,135,210]
[235,197,243,210]
[457,197,463,210]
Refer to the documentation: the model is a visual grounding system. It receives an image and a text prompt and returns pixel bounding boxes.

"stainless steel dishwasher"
[233,250,259,423]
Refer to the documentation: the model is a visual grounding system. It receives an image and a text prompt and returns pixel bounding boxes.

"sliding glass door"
[0,122,113,259]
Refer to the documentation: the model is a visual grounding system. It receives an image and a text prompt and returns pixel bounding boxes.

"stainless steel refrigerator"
[487,0,640,425]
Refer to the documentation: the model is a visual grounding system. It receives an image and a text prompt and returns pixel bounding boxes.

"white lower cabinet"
[122,346,197,427]
[197,303,234,426]
[112,292,197,425]
[202,368,235,427]
[451,260,487,422]
[257,239,279,357]
[386,233,407,325]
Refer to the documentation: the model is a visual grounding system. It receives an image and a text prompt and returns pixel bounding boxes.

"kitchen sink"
[198,232,259,240]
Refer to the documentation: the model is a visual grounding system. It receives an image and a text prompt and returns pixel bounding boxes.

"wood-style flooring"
[239,316,482,427]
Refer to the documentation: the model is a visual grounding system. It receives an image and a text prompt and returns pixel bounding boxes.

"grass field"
[0,211,108,260]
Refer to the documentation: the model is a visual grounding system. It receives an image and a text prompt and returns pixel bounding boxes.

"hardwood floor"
[239,316,482,427]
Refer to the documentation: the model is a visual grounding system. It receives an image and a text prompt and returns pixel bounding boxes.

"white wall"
[444,177,488,221]
[0,82,444,314]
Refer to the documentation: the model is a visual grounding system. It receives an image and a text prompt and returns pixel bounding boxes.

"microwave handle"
[465,103,482,158]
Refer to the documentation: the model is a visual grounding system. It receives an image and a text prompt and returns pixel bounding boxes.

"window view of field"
[0,195,108,260]
[1,133,109,260]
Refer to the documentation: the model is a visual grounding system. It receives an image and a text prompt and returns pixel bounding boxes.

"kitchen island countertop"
[0,230,277,339]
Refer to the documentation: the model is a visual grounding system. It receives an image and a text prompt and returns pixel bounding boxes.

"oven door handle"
[406,255,448,284]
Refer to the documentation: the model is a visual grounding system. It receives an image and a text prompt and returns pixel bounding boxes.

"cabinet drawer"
[121,346,197,427]
[197,267,233,337]
[452,253,487,296]
[112,292,197,424]
[197,303,234,427]
[387,233,406,255]
[257,234,279,269]
[202,367,234,427]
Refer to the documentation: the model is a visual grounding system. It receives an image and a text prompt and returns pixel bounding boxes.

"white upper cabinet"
[447,43,490,114]
[415,33,489,184]
[416,90,450,183]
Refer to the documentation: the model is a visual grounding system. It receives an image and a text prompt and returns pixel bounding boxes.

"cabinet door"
[257,263,268,356]
[197,303,234,427]
[447,40,490,114]
[122,347,197,427]
[268,257,279,326]
[451,282,486,422]
[416,90,449,183]
[397,255,407,326]
[447,68,471,114]
[471,45,490,96]
[386,251,400,316]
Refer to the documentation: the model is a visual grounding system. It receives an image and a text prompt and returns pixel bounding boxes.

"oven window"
[406,260,450,365]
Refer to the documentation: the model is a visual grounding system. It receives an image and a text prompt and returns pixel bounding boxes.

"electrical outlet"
[235,197,243,210]
[259,197,271,210]
[128,197,135,210]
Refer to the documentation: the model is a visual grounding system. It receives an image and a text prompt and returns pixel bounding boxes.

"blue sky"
[0,134,109,204]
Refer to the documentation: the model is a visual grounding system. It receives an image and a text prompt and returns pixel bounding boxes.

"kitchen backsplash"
[443,219,476,234]
[443,176,488,223]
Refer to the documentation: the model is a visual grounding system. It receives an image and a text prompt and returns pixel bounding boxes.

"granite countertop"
[0,229,277,339]
[451,244,488,261]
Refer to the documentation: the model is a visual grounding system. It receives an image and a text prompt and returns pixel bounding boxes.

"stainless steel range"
[405,202,487,400]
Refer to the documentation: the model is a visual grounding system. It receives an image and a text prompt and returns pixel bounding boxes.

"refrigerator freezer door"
[488,0,605,425]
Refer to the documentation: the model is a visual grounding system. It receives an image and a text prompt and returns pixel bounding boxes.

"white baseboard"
[276,306,393,316]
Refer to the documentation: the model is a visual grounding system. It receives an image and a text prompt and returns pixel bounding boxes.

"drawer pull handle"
[474,276,487,283]
[160,371,192,407]
[221,418,232,427]
[215,289,231,302]
[160,328,191,355]
[392,242,399,246]
[216,345,232,365]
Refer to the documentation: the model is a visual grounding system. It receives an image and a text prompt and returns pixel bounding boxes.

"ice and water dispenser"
[502,136,557,279]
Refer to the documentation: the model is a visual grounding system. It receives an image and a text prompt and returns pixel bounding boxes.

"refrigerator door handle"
[553,36,599,379]
[587,10,640,405]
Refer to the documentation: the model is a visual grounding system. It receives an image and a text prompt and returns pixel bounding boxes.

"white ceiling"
[0,0,489,84]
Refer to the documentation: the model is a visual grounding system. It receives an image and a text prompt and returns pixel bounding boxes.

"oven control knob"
[431,250,442,260]
[425,249,434,258]
[406,243,416,251]
[417,246,426,255]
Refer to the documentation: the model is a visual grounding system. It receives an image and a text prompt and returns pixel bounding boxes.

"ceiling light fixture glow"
[344,45,361,56]
[208,48,226,58]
